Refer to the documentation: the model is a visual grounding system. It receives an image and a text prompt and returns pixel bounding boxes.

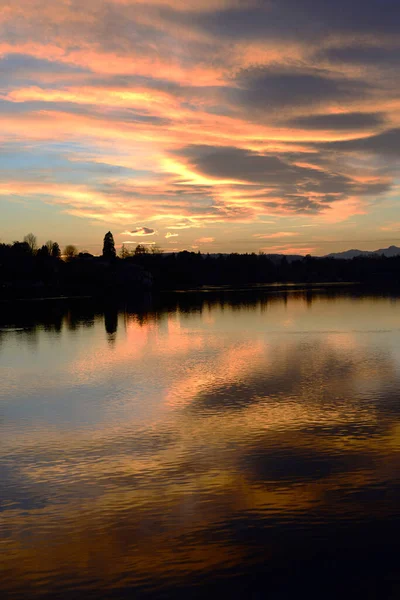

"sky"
[1,0,400,256]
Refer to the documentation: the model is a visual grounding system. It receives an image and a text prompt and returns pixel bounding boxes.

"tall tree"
[51,242,61,259]
[102,231,116,260]
[23,233,37,254]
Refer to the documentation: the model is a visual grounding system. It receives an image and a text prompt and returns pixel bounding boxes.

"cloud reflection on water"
[1,290,400,597]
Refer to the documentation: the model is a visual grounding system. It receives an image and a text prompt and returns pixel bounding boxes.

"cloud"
[260,245,316,255]
[166,219,201,230]
[320,44,400,67]
[177,144,390,216]
[195,237,215,243]
[165,232,179,238]
[191,0,400,41]
[287,112,386,131]
[122,227,156,236]
[380,222,400,232]
[123,240,155,245]
[231,67,369,113]
[254,232,299,239]
[317,128,400,157]
[0,0,400,250]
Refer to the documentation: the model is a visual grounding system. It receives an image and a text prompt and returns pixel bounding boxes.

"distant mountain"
[326,245,400,259]
[375,245,400,257]
[165,247,400,261]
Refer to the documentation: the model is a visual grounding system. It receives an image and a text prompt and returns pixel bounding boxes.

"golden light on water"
[2,292,400,596]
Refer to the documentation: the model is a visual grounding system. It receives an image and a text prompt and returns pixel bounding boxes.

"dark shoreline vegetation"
[1,231,400,302]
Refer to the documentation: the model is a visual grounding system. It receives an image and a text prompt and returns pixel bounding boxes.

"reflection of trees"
[153,288,349,316]
[305,289,313,307]
[1,287,399,345]
[65,305,96,331]
[2,307,59,331]
[0,302,98,340]
[43,312,63,333]
[104,305,118,336]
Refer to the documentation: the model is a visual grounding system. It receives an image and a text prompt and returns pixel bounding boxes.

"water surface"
[1,290,400,598]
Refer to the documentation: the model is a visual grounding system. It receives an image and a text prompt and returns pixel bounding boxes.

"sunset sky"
[1,0,400,255]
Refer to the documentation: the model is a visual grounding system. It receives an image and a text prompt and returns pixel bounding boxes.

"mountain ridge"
[203,245,400,261]
[325,245,400,259]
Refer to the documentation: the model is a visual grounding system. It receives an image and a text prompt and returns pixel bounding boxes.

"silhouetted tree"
[64,244,78,261]
[102,231,116,260]
[12,240,31,255]
[37,244,50,258]
[51,242,61,259]
[23,233,37,254]
[134,244,149,255]
[120,244,130,259]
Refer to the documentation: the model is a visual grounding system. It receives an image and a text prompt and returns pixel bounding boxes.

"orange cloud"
[254,232,299,239]
[123,240,155,245]
[0,0,398,251]
[260,245,316,255]
[195,237,215,244]
[380,222,400,231]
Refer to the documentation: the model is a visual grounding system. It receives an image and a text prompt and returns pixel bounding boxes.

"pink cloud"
[254,232,299,239]
[0,0,397,253]
[123,241,155,245]
[260,245,317,255]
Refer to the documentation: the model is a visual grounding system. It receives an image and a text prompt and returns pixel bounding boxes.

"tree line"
[1,230,400,300]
